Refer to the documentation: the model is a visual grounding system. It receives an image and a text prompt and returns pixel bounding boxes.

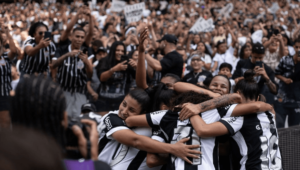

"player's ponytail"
[234,69,259,101]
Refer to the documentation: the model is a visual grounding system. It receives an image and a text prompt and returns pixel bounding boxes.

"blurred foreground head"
[0,127,64,170]
[10,75,67,148]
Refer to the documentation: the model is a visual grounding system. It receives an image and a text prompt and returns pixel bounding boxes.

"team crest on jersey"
[105,117,113,130]
[153,129,161,135]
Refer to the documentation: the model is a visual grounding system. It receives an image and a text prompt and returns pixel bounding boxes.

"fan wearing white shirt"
[211,26,237,76]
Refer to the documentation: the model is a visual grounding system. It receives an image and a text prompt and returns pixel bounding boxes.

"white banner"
[124,2,145,23]
[190,17,214,33]
[110,0,127,12]
[251,30,263,44]
[219,3,233,18]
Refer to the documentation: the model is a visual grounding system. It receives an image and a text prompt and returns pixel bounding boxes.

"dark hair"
[198,41,212,56]
[171,91,212,110]
[149,83,175,112]
[128,49,138,59]
[219,62,233,72]
[162,73,181,83]
[104,22,113,32]
[10,75,66,148]
[0,127,64,170]
[294,38,300,44]
[240,44,251,59]
[99,41,126,69]
[127,88,151,114]
[210,75,231,93]
[72,27,86,34]
[234,69,259,101]
[28,22,48,37]
[79,21,89,28]
[91,40,103,48]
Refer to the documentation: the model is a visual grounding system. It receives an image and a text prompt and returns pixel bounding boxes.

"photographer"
[52,27,93,118]
[10,75,99,161]
[96,41,136,115]
[21,22,56,77]
[233,43,277,104]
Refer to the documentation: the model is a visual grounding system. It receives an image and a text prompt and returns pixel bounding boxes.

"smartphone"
[255,61,263,67]
[121,55,129,63]
[273,29,279,35]
[44,32,52,39]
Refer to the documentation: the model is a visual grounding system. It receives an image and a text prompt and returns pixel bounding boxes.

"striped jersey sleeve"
[219,104,244,135]
[103,114,129,139]
[146,110,168,127]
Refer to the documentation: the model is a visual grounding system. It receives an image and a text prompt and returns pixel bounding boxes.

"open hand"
[138,27,149,52]
[171,138,201,164]
[177,103,201,121]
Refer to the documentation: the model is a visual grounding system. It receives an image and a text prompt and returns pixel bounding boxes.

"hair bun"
[243,69,256,83]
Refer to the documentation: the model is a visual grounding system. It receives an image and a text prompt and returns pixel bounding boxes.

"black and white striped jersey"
[21,38,56,74]
[53,45,93,94]
[146,109,227,170]
[97,111,161,170]
[219,104,282,170]
[0,52,12,96]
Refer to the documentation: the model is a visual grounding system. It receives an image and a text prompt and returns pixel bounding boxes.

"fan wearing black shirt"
[233,43,277,104]
[144,34,183,78]
[182,54,212,86]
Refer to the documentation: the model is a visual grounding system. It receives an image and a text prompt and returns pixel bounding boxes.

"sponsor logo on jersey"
[150,110,165,115]
[153,129,161,135]
[105,117,113,131]
[226,117,238,124]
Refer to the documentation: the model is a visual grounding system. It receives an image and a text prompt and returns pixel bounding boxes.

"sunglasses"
[39,31,45,36]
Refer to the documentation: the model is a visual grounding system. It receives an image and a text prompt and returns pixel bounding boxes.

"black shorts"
[0,95,10,111]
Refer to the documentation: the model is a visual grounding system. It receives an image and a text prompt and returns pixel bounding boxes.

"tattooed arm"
[178,93,242,120]
[173,82,221,98]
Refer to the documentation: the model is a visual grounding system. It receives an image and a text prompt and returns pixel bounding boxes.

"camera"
[65,117,89,147]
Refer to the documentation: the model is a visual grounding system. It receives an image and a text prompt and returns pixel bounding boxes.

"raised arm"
[2,26,18,60]
[85,9,94,46]
[179,93,242,120]
[136,27,149,89]
[173,82,221,98]
[60,8,83,42]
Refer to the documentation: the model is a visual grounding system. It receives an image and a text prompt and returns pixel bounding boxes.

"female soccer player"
[188,70,282,170]
[97,88,201,170]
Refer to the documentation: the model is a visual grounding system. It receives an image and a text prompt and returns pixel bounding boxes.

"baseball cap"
[216,39,226,48]
[81,103,96,113]
[157,34,178,45]
[252,43,265,54]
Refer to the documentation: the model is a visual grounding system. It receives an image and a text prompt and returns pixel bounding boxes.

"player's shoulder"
[217,104,237,118]
[103,111,126,131]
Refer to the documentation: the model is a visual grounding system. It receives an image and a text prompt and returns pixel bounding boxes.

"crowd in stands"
[0,0,299,169]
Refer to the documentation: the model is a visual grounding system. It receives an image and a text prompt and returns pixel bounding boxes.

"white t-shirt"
[11,79,20,91]
[187,54,212,71]
[212,46,235,76]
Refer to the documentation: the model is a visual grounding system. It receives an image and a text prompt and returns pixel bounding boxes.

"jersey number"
[259,133,282,169]
[171,126,202,165]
